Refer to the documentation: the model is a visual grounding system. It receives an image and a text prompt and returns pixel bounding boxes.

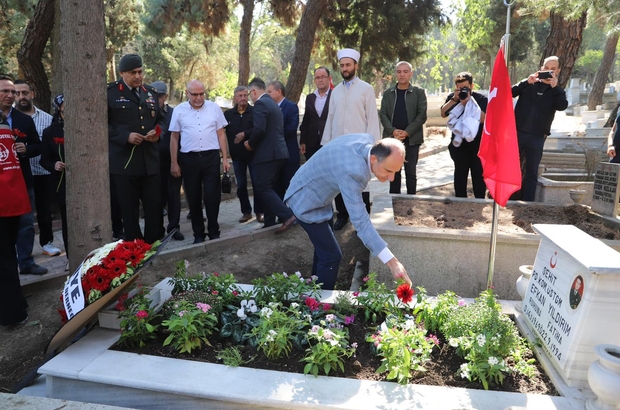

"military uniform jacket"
[107,80,166,176]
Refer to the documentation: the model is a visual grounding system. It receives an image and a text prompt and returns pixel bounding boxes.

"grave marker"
[591,162,620,217]
[522,224,620,388]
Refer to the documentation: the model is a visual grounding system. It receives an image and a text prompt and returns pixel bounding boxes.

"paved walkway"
[20,133,453,287]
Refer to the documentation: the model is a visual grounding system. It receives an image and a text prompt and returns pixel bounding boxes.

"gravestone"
[591,162,620,217]
[521,224,620,388]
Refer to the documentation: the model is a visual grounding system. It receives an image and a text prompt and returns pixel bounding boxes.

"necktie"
[133,88,140,99]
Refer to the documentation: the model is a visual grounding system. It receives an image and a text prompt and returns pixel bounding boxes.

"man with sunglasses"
[169,80,230,244]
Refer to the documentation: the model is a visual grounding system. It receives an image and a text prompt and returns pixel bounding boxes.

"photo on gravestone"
[591,162,620,217]
[569,275,584,310]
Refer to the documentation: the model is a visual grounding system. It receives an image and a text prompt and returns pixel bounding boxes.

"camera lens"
[458,90,469,101]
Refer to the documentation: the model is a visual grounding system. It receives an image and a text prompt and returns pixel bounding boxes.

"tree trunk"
[237,0,254,86]
[17,0,55,113]
[61,0,111,270]
[587,31,619,110]
[50,0,62,98]
[285,0,329,104]
[540,10,587,90]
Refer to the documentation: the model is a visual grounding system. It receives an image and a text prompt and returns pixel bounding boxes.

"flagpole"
[486,1,514,290]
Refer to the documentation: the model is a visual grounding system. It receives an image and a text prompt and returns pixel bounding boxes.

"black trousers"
[390,143,420,194]
[32,174,54,246]
[334,192,370,221]
[180,150,221,240]
[253,159,293,226]
[448,137,486,198]
[0,216,28,326]
[518,131,546,201]
[111,173,163,244]
[304,145,321,161]
[110,174,124,237]
[275,160,300,200]
[160,157,182,233]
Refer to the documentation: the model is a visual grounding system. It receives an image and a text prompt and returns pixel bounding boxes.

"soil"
[1,182,585,397]
[113,308,557,395]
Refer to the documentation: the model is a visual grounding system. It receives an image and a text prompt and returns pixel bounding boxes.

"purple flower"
[344,314,355,325]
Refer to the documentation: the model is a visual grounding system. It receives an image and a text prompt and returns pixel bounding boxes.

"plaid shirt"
[28,106,53,176]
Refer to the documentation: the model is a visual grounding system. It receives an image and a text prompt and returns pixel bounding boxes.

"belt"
[182,150,218,157]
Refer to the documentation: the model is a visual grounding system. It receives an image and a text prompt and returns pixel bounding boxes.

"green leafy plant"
[219,299,260,346]
[250,302,309,360]
[413,286,460,333]
[216,346,252,367]
[331,292,357,316]
[354,273,399,323]
[118,292,160,348]
[251,272,321,305]
[302,320,356,377]
[167,261,241,306]
[162,301,218,354]
[367,315,438,384]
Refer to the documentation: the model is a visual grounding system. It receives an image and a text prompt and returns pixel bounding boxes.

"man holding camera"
[512,56,568,201]
[441,72,487,198]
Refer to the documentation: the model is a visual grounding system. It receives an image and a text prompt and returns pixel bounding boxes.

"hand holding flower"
[55,161,65,171]
[14,142,26,154]
[128,132,145,145]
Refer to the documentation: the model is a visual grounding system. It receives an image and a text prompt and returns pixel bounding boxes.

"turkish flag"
[478,44,521,207]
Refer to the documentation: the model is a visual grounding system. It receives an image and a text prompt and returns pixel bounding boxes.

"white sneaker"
[42,242,61,256]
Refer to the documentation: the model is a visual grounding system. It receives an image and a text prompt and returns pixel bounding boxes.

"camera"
[537,71,554,80]
[458,87,471,101]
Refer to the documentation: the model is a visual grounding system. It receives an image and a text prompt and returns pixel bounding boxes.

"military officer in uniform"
[107,54,165,243]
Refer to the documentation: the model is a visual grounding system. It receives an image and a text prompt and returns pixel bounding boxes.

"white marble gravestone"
[591,162,620,217]
[522,224,620,388]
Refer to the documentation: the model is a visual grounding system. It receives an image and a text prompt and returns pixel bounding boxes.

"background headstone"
[591,162,620,217]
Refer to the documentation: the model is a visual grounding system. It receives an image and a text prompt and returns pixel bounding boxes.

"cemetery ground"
[0,183,577,397]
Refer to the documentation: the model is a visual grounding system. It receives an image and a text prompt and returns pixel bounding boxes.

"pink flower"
[363,276,369,282]
[344,314,355,325]
[232,290,239,297]
[136,310,148,320]
[196,302,211,313]
[213,273,219,277]
[353,291,359,297]
[212,290,219,295]
[426,334,440,345]
[322,303,331,311]
[304,297,320,311]
[458,300,466,307]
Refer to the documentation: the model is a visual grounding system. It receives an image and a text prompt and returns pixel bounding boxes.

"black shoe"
[275,216,297,234]
[172,231,185,241]
[193,236,205,244]
[208,234,220,240]
[163,208,168,216]
[333,218,348,231]
[20,264,48,276]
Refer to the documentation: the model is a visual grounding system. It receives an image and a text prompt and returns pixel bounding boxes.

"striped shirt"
[27,107,53,176]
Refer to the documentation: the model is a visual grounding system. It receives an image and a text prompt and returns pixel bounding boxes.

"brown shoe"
[256,213,264,223]
[275,215,297,234]
[239,213,252,223]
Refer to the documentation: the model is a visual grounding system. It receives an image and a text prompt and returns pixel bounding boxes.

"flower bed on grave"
[110,262,557,395]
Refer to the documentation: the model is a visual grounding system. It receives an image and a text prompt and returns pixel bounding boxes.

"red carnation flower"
[154,125,162,137]
[13,128,26,138]
[53,137,65,145]
[126,247,146,267]
[107,259,128,276]
[396,283,414,304]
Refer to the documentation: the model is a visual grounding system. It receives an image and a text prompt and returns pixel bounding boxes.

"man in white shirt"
[321,48,380,230]
[14,80,61,257]
[169,80,230,244]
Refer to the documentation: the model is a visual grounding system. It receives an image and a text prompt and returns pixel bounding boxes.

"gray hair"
[268,80,286,97]
[233,85,248,94]
[371,138,406,162]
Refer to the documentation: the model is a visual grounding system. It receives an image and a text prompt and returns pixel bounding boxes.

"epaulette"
[142,84,156,94]
[107,80,122,90]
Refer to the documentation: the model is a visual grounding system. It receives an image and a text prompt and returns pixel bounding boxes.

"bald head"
[369,138,406,183]
[185,80,206,109]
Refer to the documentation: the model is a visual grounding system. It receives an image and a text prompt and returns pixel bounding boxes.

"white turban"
[337,48,360,63]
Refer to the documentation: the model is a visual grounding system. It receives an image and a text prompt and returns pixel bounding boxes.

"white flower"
[236,308,247,320]
[295,271,302,278]
[449,338,459,347]
[351,342,358,349]
[311,275,318,281]
[265,334,274,342]
[305,314,312,322]
[184,260,190,269]
[248,300,258,313]
[282,272,288,277]
[459,363,470,379]
[403,319,415,330]
[269,329,277,336]
[240,299,249,308]
[268,302,279,309]
[325,314,336,323]
[310,325,320,334]
[290,302,299,309]
[488,356,499,366]
[476,334,486,347]
[260,307,273,318]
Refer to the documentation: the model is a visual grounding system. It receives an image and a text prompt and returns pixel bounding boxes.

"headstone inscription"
[591,162,620,217]
[522,224,620,388]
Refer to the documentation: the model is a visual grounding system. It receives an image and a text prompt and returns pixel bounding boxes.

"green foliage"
[162,301,218,354]
[367,315,438,384]
[574,49,604,80]
[354,273,400,323]
[251,272,321,305]
[441,289,535,390]
[216,346,252,367]
[413,287,460,333]
[302,323,355,377]
[219,299,260,346]
[251,302,310,360]
[118,292,160,348]
[167,261,241,306]
[331,292,357,317]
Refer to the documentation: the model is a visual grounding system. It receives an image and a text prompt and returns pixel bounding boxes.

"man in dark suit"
[150,81,183,241]
[0,75,48,276]
[225,86,263,223]
[107,54,165,244]
[244,78,296,233]
[300,67,331,161]
[267,80,300,199]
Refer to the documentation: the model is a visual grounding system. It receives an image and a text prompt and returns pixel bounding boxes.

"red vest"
[0,124,30,217]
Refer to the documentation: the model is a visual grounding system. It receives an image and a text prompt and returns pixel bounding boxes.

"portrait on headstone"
[569,275,584,309]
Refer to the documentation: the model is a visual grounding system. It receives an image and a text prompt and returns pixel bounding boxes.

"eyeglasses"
[188,92,205,97]
[314,76,329,80]
[0,89,17,94]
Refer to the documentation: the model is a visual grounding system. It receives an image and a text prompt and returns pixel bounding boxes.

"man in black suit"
[300,67,331,161]
[0,75,48,276]
[244,78,296,233]
[107,54,165,244]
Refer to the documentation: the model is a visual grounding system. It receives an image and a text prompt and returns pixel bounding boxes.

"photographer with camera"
[441,72,487,198]
[512,56,568,201]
